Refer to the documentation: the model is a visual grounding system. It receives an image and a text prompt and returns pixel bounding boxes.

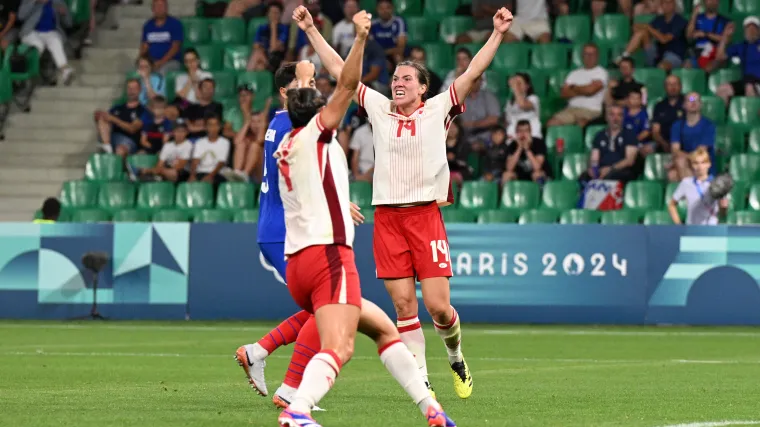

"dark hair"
[136,55,154,67]
[125,78,141,87]
[628,88,642,97]
[619,57,635,68]
[267,2,283,14]
[583,42,599,52]
[491,125,507,133]
[205,114,221,123]
[184,47,199,59]
[200,78,215,89]
[394,60,431,96]
[455,47,474,59]
[286,88,326,128]
[377,0,393,5]
[275,62,298,91]
[508,72,535,103]
[41,197,61,220]
[515,119,532,131]
[152,95,167,105]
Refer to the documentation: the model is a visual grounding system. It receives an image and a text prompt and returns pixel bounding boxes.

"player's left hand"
[350,202,365,225]
[493,7,513,34]
[295,60,316,87]
[293,6,314,31]
[353,10,372,38]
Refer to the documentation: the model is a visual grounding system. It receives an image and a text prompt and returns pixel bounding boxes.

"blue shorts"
[111,132,137,153]
[259,242,287,280]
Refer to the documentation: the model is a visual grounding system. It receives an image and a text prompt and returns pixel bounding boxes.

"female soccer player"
[294,4,514,399]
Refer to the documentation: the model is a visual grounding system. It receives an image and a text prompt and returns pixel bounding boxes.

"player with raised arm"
[294,4,513,400]
[276,11,456,427]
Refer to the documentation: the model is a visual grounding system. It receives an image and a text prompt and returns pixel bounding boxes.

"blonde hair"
[689,147,711,165]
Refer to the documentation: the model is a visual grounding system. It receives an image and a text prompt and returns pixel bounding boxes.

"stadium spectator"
[504,72,542,140]
[668,91,716,181]
[441,48,487,94]
[370,0,406,64]
[332,0,357,58]
[633,0,684,16]
[651,74,684,152]
[606,57,646,107]
[139,96,172,159]
[407,46,443,95]
[248,2,289,71]
[288,0,332,62]
[137,119,193,182]
[618,0,687,71]
[459,75,501,147]
[34,197,60,224]
[224,0,262,18]
[623,89,653,155]
[349,119,374,182]
[580,105,639,184]
[0,0,19,51]
[315,75,335,101]
[591,0,632,21]
[686,0,729,71]
[482,126,510,183]
[175,48,212,105]
[222,84,255,140]
[715,18,760,105]
[504,120,551,183]
[668,147,727,225]
[18,0,74,85]
[183,78,224,141]
[224,110,266,182]
[504,0,551,44]
[446,121,473,184]
[188,116,230,187]
[95,78,146,158]
[139,0,183,74]
[135,56,165,105]
[455,0,504,43]
[549,0,569,18]
[362,37,390,95]
[547,43,608,127]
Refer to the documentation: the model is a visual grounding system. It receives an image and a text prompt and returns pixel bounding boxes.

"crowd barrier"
[1,223,759,325]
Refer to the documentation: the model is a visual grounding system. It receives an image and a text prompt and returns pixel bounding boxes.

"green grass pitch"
[1,321,759,427]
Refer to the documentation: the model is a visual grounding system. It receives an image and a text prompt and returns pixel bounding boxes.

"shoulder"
[218,137,231,146]
[142,19,155,31]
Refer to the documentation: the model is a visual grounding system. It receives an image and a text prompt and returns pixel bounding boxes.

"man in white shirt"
[547,43,608,127]
[331,0,357,58]
[139,118,193,182]
[349,121,374,182]
[189,116,230,186]
[504,0,551,43]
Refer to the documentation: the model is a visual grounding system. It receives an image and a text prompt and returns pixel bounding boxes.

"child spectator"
[481,126,510,183]
[135,55,165,105]
[138,119,193,182]
[140,96,172,158]
[189,116,230,187]
[504,120,551,183]
[623,89,653,154]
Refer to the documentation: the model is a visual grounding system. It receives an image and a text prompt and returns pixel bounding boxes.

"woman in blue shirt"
[135,56,165,106]
[18,0,74,85]
[247,3,289,71]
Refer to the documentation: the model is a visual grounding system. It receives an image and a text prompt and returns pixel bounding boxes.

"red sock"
[284,315,321,388]
[257,310,311,354]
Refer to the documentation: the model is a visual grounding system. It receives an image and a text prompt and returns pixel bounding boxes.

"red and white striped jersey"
[274,113,354,256]
[357,83,465,206]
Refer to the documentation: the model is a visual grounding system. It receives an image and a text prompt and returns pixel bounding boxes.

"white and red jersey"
[357,83,465,206]
[275,113,355,256]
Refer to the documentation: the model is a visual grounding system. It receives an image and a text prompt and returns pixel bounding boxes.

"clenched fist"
[353,10,372,39]
[493,8,513,34]
[292,5,314,31]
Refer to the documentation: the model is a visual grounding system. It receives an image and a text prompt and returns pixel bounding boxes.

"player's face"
[691,155,711,177]
[392,65,426,108]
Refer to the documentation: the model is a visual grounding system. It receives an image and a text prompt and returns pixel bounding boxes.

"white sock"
[288,351,341,413]
[379,341,436,416]
[248,342,269,360]
[275,384,297,401]
[433,307,463,365]
[397,316,429,383]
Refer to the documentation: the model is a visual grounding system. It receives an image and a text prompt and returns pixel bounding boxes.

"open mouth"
[394,89,405,99]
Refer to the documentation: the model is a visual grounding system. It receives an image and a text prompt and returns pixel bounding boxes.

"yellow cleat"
[426,381,436,400]
[449,358,472,399]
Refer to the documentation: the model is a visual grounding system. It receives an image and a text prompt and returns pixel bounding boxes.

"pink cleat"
[426,402,456,427]
[278,409,322,427]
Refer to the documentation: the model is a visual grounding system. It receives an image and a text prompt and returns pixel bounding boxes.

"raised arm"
[294,6,346,81]
[453,8,512,101]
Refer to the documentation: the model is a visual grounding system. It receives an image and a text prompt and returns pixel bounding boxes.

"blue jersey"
[257,110,291,244]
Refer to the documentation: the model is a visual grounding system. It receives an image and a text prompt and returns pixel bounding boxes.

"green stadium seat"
[112,209,150,222]
[624,180,663,212]
[548,69,570,98]
[441,209,477,223]
[518,69,548,97]
[71,209,110,223]
[748,183,760,211]
[423,0,459,19]
[748,128,760,154]
[210,71,236,100]
[643,210,674,225]
[85,154,124,182]
[421,43,454,76]
[728,97,760,132]
[440,17,474,42]
[0,67,11,106]
[730,153,760,182]
[395,0,422,16]
[501,181,540,211]
[182,18,210,45]
[60,181,99,209]
[163,71,181,102]
[560,209,600,224]
[530,43,571,71]
[234,209,260,223]
[519,208,559,224]
[152,209,191,222]
[733,0,760,14]
[211,18,246,44]
[716,126,746,171]
[554,15,591,43]
[633,13,656,24]
[728,210,760,225]
[664,182,687,219]
[176,182,214,211]
[216,182,256,210]
[671,68,707,95]
[137,182,176,211]
[237,71,273,110]
[593,14,630,44]
[562,153,588,180]
[483,70,508,99]
[194,209,233,223]
[700,95,725,124]
[406,17,438,43]
[633,68,666,99]
[459,181,498,211]
[727,180,749,213]
[708,68,742,94]
[246,17,268,42]
[644,153,671,181]
[584,124,606,150]
[5,44,40,83]
[477,209,519,224]
[542,181,579,210]
[128,154,159,170]
[223,45,252,71]
[600,209,641,224]
[98,182,136,212]
[66,0,90,25]
[349,181,373,208]
[546,125,584,154]
[193,45,223,71]
[492,44,530,73]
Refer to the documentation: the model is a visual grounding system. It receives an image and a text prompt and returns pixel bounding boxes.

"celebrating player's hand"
[353,10,372,39]
[293,6,314,31]
[349,202,365,226]
[493,8,513,34]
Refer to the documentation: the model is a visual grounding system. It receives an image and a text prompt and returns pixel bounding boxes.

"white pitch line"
[655,421,760,427]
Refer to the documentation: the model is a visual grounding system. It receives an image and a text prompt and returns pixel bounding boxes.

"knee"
[392,295,418,319]
[332,338,355,365]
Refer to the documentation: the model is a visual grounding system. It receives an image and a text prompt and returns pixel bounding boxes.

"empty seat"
[60,180,99,209]
[546,125,584,154]
[749,128,760,154]
[729,154,760,182]
[491,44,529,72]
[421,43,454,76]
[547,69,570,98]
[747,183,760,210]
[194,209,233,223]
[542,181,579,210]
[477,209,519,224]
[530,43,570,71]
[560,209,600,224]
[395,0,422,16]
[700,95,726,124]
[85,154,124,181]
[643,210,674,225]
[193,44,223,71]
[210,18,246,44]
[728,210,760,225]
[246,17,268,41]
[112,209,150,222]
[554,15,591,43]
[728,180,749,212]
[501,181,540,210]
[728,97,760,132]
[423,0,459,19]
[71,209,111,223]
[152,209,191,222]
[349,181,373,208]
[181,17,210,45]
[459,181,498,211]
[633,68,666,98]
[406,17,438,43]
[733,0,760,14]
[137,182,176,211]
[519,208,559,224]
[562,153,588,180]
[128,154,159,170]
[441,209,477,223]
[212,71,237,99]
[223,45,252,71]
[671,68,706,94]
[217,182,256,210]
[593,14,630,44]
[708,68,742,94]
[624,180,663,211]
[176,182,214,210]
[643,153,671,181]
[98,182,136,212]
[600,209,641,224]
[234,209,260,223]
[237,71,273,100]
[440,17,474,43]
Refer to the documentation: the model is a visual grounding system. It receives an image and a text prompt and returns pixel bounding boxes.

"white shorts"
[508,19,551,41]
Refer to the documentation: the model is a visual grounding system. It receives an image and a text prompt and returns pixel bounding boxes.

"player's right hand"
[353,10,372,38]
[293,6,314,31]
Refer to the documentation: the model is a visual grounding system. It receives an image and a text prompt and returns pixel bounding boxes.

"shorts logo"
[439,263,448,268]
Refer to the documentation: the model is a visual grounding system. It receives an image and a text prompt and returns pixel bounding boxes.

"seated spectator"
[349,117,374,182]
[188,116,230,187]
[547,43,608,127]
[362,37,390,95]
[139,0,183,74]
[505,72,542,140]
[668,91,716,181]
[135,56,165,106]
[331,0,357,58]
[618,0,687,71]
[95,78,146,160]
[247,2,288,71]
[455,0,503,44]
[633,0,684,16]
[175,48,212,105]
[668,146,727,225]
[223,111,266,182]
[505,0,551,44]
[715,18,760,105]
[138,119,193,182]
[686,0,729,70]
[591,0,632,21]
[550,0,569,19]
[441,48,487,94]
[183,78,224,140]
[651,74,684,152]
[370,0,407,64]
[459,75,501,147]
[623,89,653,155]
[482,126,510,183]
[408,46,443,95]
[223,84,255,140]
[18,0,74,85]
[580,105,639,183]
[606,57,646,107]
[446,121,473,184]
[139,96,172,159]
[504,120,551,183]
[289,0,333,63]
[0,0,19,52]
[315,75,335,101]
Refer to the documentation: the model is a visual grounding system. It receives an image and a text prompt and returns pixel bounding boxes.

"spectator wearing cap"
[289,0,333,63]
[547,43,608,127]
[686,0,730,70]
[0,0,20,52]
[138,119,193,182]
[18,0,74,85]
[504,120,552,183]
[248,2,289,71]
[183,78,224,141]
[139,96,172,166]
[33,198,61,224]
[175,48,212,105]
[332,0,357,58]
[715,17,760,105]
[606,57,646,107]
[505,72,542,140]
[460,75,501,147]
[140,0,183,75]
[95,78,146,160]
[580,105,639,184]
[349,117,374,182]
[651,74,684,153]
[135,56,165,106]
[408,46,443,95]
[618,0,687,71]
[370,0,407,65]
[668,91,716,182]
[188,116,230,187]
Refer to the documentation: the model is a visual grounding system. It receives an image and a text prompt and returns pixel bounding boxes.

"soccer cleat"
[426,381,437,400]
[234,345,268,396]
[426,402,456,427]
[450,358,473,399]
[278,409,321,427]
[273,391,325,412]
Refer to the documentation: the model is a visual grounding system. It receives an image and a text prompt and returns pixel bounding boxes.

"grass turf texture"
[1,322,759,427]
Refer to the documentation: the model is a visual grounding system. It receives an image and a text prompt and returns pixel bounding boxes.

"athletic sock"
[283,315,320,389]
[433,307,463,365]
[397,316,429,383]
[288,350,342,413]
[256,310,311,355]
[379,340,436,416]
